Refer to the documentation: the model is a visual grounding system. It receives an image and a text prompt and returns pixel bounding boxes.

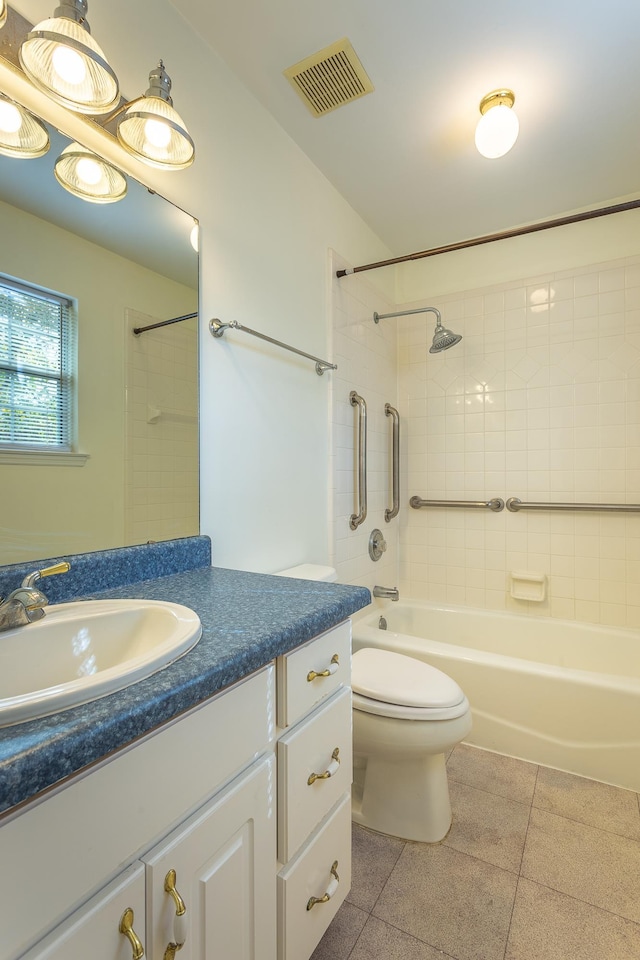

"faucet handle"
[22,561,71,588]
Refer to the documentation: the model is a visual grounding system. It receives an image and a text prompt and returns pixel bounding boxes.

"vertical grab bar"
[384,403,400,522]
[349,391,367,530]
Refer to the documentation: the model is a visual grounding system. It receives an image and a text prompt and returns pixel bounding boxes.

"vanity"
[0,538,370,960]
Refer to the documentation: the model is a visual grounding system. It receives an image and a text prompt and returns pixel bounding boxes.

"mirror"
[0,122,199,566]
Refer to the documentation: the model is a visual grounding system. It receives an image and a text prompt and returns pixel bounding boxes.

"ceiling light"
[475,89,519,159]
[116,61,194,170]
[19,0,119,115]
[54,142,127,202]
[0,93,50,158]
[0,0,7,28]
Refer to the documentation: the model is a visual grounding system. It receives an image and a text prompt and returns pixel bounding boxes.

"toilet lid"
[352,647,465,709]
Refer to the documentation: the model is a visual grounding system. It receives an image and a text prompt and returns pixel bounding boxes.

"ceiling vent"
[283,38,374,118]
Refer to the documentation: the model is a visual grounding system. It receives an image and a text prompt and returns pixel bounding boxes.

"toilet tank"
[274,564,338,582]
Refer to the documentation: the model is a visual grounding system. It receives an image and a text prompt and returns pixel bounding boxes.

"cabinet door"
[144,755,276,960]
[20,863,146,960]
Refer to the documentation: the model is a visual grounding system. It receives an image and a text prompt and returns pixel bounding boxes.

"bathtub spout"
[373,585,399,601]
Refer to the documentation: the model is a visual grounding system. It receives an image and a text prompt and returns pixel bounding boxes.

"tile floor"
[312,743,640,960]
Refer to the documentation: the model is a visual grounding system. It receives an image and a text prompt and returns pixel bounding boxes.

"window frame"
[0,273,78,455]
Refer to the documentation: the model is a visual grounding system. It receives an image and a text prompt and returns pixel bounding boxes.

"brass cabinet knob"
[163,869,188,960]
[307,747,341,785]
[307,653,339,682]
[119,907,144,960]
[307,861,339,911]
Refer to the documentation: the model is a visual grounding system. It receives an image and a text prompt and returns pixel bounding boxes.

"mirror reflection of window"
[0,275,76,452]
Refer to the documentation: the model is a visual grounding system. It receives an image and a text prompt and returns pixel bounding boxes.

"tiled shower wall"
[124,310,199,546]
[398,255,640,628]
[329,251,399,591]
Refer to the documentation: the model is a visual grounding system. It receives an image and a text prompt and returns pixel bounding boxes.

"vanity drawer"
[276,621,351,728]
[277,686,352,862]
[277,794,351,960]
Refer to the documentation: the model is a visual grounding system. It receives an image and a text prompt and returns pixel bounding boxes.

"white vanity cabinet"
[1,667,275,960]
[19,757,275,960]
[2,618,355,960]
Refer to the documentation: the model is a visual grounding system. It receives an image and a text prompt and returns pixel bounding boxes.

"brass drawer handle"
[307,654,339,682]
[308,747,340,785]
[307,861,339,910]
[119,907,145,960]
[163,869,187,960]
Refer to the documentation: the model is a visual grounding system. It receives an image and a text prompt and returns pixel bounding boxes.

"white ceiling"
[171,0,640,256]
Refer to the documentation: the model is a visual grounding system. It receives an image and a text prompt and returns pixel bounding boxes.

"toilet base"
[352,751,452,842]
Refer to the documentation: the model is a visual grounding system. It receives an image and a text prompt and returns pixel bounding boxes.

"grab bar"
[350,391,367,530]
[384,403,400,522]
[410,496,505,512]
[506,498,640,514]
[209,318,337,376]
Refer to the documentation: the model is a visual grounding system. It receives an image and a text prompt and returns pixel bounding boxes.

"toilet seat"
[352,690,470,721]
[352,647,469,721]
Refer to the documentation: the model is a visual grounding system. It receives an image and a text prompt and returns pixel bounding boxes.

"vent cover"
[283,38,374,117]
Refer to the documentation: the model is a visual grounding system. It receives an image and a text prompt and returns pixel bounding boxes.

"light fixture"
[475,88,519,159]
[0,0,7,29]
[0,93,50,158]
[116,61,194,170]
[19,0,119,115]
[54,141,127,202]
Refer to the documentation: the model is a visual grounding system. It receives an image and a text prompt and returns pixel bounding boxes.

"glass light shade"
[19,14,119,114]
[475,103,519,159]
[54,142,127,203]
[0,95,50,158]
[117,97,195,170]
[0,0,7,28]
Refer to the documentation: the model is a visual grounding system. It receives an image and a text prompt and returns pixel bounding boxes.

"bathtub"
[353,600,640,792]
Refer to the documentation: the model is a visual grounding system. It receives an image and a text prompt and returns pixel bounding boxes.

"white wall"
[329,251,398,596]
[8,0,392,572]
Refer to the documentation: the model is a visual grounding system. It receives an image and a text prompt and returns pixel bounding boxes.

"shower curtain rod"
[335,198,640,278]
[133,311,198,335]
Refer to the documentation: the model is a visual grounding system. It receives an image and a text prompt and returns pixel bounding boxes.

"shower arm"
[373,306,442,327]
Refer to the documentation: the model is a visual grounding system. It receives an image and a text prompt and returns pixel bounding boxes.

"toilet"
[351,647,471,842]
[274,565,471,843]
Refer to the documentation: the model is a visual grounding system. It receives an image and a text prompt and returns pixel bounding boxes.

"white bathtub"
[353,600,640,792]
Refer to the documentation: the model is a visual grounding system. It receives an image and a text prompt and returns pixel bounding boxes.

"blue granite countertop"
[0,566,370,814]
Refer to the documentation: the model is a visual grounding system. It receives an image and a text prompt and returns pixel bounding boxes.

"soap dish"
[509,571,547,602]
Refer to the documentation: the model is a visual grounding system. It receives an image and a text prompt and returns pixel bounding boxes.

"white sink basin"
[0,599,202,727]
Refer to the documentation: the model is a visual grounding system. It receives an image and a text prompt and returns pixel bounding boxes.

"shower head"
[429,314,462,353]
[373,305,462,353]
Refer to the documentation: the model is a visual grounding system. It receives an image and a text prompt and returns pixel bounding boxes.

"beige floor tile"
[346,824,405,912]
[444,779,530,872]
[521,808,640,923]
[533,766,640,840]
[373,842,518,960]
[448,743,538,805]
[311,901,368,960]
[350,916,457,960]
[505,877,640,960]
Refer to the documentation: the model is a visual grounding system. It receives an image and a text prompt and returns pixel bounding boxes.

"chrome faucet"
[372,585,399,601]
[0,562,70,632]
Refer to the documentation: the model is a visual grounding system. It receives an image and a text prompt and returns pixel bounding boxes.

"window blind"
[0,276,75,449]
